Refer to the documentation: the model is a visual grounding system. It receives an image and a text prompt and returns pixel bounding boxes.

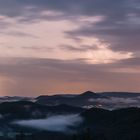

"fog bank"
[13,114,83,133]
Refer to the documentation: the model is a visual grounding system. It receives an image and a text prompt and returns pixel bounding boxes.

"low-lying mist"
[89,96,140,109]
[12,114,83,133]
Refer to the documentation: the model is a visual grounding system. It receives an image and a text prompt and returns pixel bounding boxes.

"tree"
[15,132,25,140]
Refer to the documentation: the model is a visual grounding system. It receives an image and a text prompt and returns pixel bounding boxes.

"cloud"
[0,114,3,119]
[0,0,139,29]
[0,0,137,18]
[66,23,140,52]
[0,57,139,96]
[13,114,83,133]
[0,0,139,96]
[60,45,98,52]
[0,31,38,38]
[0,0,139,57]
[89,96,140,109]
[89,97,138,104]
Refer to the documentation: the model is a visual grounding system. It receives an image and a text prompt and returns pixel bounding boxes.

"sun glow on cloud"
[85,41,133,64]
[0,14,133,64]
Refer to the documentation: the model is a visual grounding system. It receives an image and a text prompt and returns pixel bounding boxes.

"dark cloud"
[20,46,54,52]
[0,0,139,52]
[66,22,140,52]
[60,45,98,52]
[0,31,38,38]
[0,0,138,20]
[116,57,140,66]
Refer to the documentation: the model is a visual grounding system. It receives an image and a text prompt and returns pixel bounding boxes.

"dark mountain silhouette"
[36,91,103,107]
[36,91,140,110]
[100,92,140,97]
[0,103,139,140]
[76,91,102,99]
[81,107,140,140]
[0,91,140,140]
[0,101,85,120]
[8,107,140,140]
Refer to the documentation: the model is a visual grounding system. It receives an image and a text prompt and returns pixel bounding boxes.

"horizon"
[1,90,140,98]
[0,0,140,96]
[0,1,140,140]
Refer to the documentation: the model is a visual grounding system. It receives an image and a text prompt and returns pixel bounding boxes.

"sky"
[0,0,140,96]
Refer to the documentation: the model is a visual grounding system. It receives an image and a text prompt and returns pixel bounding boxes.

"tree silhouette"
[15,132,25,140]
[84,128,91,140]
[73,133,78,140]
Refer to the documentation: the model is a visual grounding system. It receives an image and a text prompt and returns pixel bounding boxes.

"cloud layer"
[13,115,83,133]
[89,96,140,109]
[0,0,140,95]
[0,58,139,96]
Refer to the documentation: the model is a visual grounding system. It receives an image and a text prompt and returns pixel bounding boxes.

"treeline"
[2,127,139,140]
[7,128,107,140]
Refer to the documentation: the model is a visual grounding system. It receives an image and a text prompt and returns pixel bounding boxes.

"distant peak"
[84,91,95,93]
[78,91,100,98]
[82,91,96,95]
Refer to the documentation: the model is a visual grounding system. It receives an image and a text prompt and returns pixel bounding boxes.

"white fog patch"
[0,114,3,119]
[12,115,83,133]
[89,97,140,109]
[89,97,138,104]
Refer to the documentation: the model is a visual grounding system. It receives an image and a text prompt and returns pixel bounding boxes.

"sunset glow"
[0,0,140,96]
